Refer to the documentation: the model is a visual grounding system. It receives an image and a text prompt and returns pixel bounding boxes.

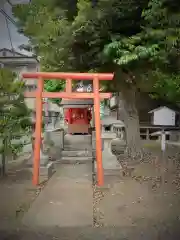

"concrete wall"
[0,52,63,114]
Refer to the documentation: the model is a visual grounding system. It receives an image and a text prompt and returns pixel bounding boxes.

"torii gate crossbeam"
[22,72,113,186]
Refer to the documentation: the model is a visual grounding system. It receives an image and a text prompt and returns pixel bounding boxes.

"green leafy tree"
[13,0,148,158]
[13,0,72,105]
[0,68,31,176]
[13,0,180,159]
[104,0,180,157]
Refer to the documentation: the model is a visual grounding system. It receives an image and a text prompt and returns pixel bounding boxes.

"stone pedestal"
[50,128,64,150]
[46,128,64,161]
[27,135,55,184]
[27,149,49,166]
[38,161,55,183]
[94,132,122,176]
[111,138,126,156]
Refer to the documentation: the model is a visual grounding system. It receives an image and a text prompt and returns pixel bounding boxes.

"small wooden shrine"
[61,82,93,134]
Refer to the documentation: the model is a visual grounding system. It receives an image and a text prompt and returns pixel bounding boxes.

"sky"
[0,0,32,56]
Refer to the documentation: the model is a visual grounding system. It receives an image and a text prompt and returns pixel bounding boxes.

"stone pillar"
[45,128,64,161]
[111,137,126,155]
[50,128,64,150]
[52,113,56,129]
[27,134,55,183]
[28,135,49,166]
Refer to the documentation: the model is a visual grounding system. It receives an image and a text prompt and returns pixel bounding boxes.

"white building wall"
[0,0,64,126]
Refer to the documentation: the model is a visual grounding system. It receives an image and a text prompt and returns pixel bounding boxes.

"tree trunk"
[118,89,142,161]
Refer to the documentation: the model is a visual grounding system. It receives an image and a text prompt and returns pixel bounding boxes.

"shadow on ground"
[1,224,180,240]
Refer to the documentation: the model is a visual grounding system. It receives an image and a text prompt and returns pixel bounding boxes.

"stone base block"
[94,168,123,176]
[93,175,123,189]
[104,169,123,176]
[61,156,93,164]
[94,161,122,176]
[111,138,126,155]
[48,146,62,161]
[61,150,92,158]
[27,162,55,184]
[26,153,49,167]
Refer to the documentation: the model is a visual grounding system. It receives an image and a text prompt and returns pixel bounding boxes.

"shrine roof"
[148,106,180,114]
[61,99,93,108]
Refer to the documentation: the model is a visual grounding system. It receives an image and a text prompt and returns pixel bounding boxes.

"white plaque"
[150,107,176,126]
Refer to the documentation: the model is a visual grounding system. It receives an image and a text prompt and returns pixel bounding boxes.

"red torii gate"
[22,72,113,186]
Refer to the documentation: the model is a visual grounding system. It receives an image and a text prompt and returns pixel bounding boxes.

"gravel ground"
[92,143,180,239]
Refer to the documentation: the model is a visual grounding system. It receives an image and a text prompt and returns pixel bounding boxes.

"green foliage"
[104,0,180,102]
[0,68,32,160]
[44,80,66,105]
[13,0,180,104]
[149,70,180,102]
[13,0,71,103]
[13,0,148,91]
[12,0,180,158]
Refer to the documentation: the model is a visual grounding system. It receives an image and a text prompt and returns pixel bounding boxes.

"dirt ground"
[1,143,180,239]
[0,155,44,230]
[94,143,180,236]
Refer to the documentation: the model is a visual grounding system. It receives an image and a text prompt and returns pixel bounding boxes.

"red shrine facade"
[64,108,92,134]
[62,99,94,134]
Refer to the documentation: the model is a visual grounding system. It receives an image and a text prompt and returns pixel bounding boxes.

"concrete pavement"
[22,162,93,228]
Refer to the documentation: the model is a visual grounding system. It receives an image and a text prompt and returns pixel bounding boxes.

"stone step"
[64,134,92,142]
[64,134,92,150]
[61,156,93,164]
[64,142,92,146]
[64,135,91,144]
[64,146,92,151]
[62,150,92,157]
